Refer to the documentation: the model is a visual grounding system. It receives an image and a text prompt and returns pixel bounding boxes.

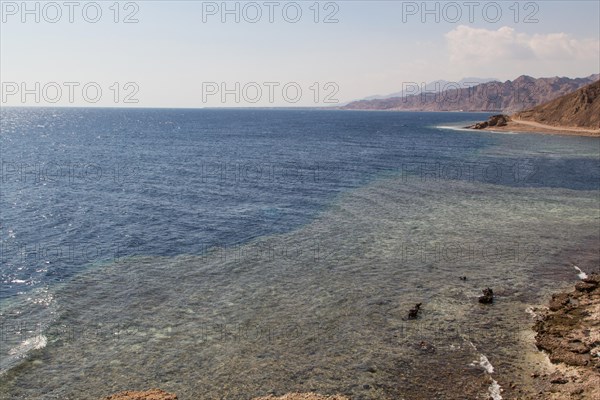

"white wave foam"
[465,339,502,399]
[476,354,494,373]
[436,125,474,132]
[489,379,503,400]
[9,335,47,356]
[436,125,519,135]
[525,306,537,318]
[573,265,588,280]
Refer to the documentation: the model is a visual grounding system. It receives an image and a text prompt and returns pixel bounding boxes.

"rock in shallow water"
[478,288,494,304]
[408,303,422,319]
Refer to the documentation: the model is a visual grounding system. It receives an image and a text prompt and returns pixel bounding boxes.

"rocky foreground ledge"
[536,274,600,367]
[527,273,600,399]
[102,389,178,400]
[102,390,349,400]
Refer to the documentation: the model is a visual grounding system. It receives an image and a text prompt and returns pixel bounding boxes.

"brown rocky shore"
[101,391,349,400]
[101,276,599,400]
[524,273,600,400]
[102,389,178,400]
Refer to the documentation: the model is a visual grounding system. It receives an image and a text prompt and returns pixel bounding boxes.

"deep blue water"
[2,109,597,300]
[1,109,487,297]
[0,108,599,399]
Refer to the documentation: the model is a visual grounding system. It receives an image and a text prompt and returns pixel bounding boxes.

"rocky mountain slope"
[343,75,599,113]
[514,80,600,129]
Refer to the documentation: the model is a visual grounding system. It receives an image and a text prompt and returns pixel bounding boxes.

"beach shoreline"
[481,119,600,137]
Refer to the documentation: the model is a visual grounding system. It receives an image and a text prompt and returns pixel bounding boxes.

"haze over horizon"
[1,1,599,107]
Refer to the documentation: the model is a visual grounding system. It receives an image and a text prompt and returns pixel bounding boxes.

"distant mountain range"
[361,77,498,101]
[343,74,600,113]
[514,80,600,129]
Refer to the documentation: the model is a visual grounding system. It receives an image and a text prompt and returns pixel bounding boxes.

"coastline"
[524,273,600,399]
[100,274,600,400]
[471,118,600,137]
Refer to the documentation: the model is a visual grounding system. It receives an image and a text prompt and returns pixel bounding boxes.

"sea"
[0,108,598,399]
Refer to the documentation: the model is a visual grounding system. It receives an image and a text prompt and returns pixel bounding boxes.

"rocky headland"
[465,114,510,130]
[466,80,600,136]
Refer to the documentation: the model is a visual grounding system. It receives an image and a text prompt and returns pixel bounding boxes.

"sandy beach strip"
[481,119,600,137]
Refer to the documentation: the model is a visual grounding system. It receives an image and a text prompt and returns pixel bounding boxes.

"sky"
[1,0,599,107]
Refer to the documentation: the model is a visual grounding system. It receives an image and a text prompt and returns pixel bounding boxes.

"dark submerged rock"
[478,288,494,304]
[408,303,422,319]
